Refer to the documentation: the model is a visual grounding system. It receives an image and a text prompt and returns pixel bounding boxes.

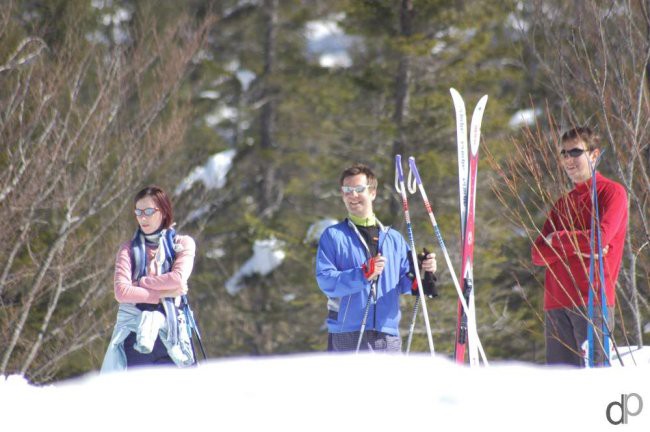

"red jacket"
[532,172,627,310]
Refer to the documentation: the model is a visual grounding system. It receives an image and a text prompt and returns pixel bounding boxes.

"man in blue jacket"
[316,163,437,352]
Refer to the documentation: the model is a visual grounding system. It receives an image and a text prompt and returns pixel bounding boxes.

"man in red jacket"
[532,126,627,366]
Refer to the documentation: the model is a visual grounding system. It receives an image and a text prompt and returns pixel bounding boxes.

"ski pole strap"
[362,257,376,280]
[408,157,422,185]
[406,165,417,194]
[395,155,405,193]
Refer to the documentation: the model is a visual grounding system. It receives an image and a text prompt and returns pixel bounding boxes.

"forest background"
[1,0,649,383]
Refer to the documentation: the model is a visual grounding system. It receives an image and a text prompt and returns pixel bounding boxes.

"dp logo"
[606,393,643,425]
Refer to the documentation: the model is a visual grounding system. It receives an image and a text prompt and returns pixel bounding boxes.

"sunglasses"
[560,148,589,158]
[341,184,372,194]
[134,207,159,217]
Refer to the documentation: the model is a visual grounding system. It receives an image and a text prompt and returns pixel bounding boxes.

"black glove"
[408,248,438,298]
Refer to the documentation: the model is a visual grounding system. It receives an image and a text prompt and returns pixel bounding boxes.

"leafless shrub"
[0,9,213,381]
[488,0,650,350]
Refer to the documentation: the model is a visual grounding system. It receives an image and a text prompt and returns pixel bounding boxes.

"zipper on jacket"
[346,219,386,333]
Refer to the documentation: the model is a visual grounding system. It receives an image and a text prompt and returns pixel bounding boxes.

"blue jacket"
[316,219,413,336]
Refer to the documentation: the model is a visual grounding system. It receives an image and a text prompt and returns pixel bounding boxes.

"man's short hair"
[561,126,601,149]
[339,163,378,189]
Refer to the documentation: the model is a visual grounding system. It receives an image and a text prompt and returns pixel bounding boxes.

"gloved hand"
[362,254,385,281]
[409,248,439,298]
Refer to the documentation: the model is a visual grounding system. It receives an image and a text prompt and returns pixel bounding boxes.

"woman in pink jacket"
[103,185,196,370]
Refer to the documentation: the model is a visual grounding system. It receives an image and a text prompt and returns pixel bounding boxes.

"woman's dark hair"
[134,185,174,229]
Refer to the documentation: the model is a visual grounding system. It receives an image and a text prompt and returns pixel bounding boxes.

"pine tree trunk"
[391,0,413,217]
[259,0,279,218]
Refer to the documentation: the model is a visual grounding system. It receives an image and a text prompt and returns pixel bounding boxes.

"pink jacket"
[114,235,196,304]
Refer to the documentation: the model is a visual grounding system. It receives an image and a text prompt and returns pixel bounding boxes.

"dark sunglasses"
[560,148,590,158]
[134,207,159,217]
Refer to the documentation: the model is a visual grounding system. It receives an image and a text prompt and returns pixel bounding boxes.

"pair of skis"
[451,88,488,366]
[396,154,488,364]
[394,88,488,366]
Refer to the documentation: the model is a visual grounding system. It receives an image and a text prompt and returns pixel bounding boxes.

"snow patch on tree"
[305,14,360,69]
[508,108,541,129]
[225,238,286,295]
[175,149,236,195]
[305,218,338,244]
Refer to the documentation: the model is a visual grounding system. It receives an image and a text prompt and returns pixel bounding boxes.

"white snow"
[205,105,238,127]
[431,26,478,56]
[305,15,360,69]
[2,351,649,431]
[205,247,226,259]
[508,108,542,128]
[224,237,286,295]
[612,345,650,367]
[305,18,344,41]
[224,60,256,91]
[101,7,131,26]
[199,90,220,99]
[185,203,211,222]
[91,0,113,9]
[506,3,530,34]
[235,70,256,91]
[174,148,236,195]
[318,52,352,69]
[305,218,338,244]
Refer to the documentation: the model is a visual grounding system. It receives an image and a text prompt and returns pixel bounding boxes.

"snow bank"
[2,352,649,431]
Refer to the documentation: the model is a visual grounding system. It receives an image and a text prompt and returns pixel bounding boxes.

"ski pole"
[395,154,435,355]
[355,282,376,353]
[398,163,423,354]
[182,295,207,360]
[404,252,438,354]
[404,296,420,354]
[592,150,625,367]
[602,319,624,366]
[407,157,488,365]
[587,151,614,367]
[400,167,426,355]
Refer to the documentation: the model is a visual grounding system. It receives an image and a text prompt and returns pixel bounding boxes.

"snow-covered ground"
[2,349,649,431]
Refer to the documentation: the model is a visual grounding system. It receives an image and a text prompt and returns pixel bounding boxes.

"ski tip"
[450,87,460,96]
